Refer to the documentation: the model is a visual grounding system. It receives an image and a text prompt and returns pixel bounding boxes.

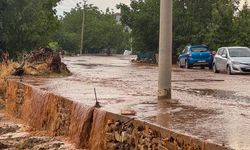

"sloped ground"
[0,96,79,150]
[0,49,73,150]
[0,63,19,93]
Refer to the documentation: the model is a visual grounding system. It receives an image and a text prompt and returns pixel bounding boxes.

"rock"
[110,124,118,131]
[112,129,129,143]
[107,119,114,125]
[105,133,115,142]
[106,142,119,149]
[18,137,49,149]
[121,110,137,116]
[0,142,8,149]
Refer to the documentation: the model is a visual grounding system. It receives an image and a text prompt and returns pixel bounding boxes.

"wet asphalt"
[25,55,250,150]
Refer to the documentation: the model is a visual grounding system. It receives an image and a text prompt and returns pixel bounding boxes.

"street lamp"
[158,0,172,99]
[80,0,87,55]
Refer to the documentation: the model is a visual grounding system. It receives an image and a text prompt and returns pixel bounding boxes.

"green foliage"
[48,41,60,51]
[54,4,130,54]
[232,1,250,47]
[118,0,250,54]
[205,0,239,49]
[173,0,216,50]
[0,0,60,57]
[117,0,160,52]
[1,0,249,58]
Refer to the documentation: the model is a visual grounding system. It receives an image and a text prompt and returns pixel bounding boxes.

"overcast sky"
[55,0,131,16]
[55,0,249,16]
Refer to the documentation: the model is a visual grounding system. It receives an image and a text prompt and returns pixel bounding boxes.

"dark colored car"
[178,45,213,69]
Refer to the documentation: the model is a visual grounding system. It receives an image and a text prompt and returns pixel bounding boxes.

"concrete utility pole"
[158,0,172,99]
[80,0,87,55]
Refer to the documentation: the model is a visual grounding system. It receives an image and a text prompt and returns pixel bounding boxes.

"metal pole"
[80,0,87,55]
[158,0,172,99]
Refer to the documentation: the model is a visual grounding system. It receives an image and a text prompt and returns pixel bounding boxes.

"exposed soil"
[0,81,79,150]
[0,107,79,150]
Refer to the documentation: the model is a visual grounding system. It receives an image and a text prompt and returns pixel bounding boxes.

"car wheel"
[213,64,219,73]
[185,61,191,69]
[227,65,232,75]
[209,63,213,70]
[178,61,183,68]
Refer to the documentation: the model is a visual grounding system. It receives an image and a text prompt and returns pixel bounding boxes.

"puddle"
[172,79,224,82]
[175,88,250,103]
[139,100,221,140]
[73,63,123,69]
[73,63,101,69]
[76,60,87,62]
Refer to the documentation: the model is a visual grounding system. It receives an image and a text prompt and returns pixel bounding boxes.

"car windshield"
[191,47,209,52]
[228,48,250,57]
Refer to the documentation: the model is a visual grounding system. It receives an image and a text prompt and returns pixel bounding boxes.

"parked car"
[123,50,132,55]
[178,45,213,69]
[213,47,250,75]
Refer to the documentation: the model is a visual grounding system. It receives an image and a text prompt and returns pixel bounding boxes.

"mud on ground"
[0,88,79,150]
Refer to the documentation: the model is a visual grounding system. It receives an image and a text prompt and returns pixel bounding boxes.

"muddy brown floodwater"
[24,55,250,150]
[0,109,78,150]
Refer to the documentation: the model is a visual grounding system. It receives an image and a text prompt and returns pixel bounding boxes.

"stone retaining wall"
[5,80,231,150]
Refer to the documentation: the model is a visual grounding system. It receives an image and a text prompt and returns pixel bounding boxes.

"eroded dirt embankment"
[0,96,77,149]
[4,80,231,150]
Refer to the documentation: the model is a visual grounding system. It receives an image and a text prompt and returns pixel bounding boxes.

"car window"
[221,49,227,56]
[228,48,250,57]
[217,49,223,55]
[184,47,188,53]
[191,47,209,52]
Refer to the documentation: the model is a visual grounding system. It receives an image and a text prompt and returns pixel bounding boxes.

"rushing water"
[22,55,250,149]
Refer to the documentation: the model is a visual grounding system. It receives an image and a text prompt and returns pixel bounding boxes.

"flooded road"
[25,55,250,150]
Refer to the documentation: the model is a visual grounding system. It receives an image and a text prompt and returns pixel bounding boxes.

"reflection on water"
[154,99,250,149]
[23,56,250,149]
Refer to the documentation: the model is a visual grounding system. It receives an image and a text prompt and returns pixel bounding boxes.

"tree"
[118,0,249,56]
[205,0,240,49]
[0,0,9,49]
[173,0,217,51]
[0,0,60,57]
[118,0,217,53]
[117,0,160,52]
[233,1,250,47]
[54,4,130,54]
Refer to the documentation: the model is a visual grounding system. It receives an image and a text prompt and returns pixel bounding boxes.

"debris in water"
[25,47,71,75]
[12,59,25,78]
[121,110,137,116]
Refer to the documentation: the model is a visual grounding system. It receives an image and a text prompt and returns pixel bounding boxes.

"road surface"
[26,55,250,150]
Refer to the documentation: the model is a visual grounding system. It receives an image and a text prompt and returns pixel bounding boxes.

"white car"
[213,47,250,75]
[123,50,132,55]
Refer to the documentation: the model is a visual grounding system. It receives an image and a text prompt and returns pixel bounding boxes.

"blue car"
[178,45,213,69]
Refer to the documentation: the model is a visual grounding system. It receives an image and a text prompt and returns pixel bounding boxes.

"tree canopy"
[0,0,60,56]
[118,0,250,55]
[1,0,249,58]
[117,0,160,52]
[54,4,130,54]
